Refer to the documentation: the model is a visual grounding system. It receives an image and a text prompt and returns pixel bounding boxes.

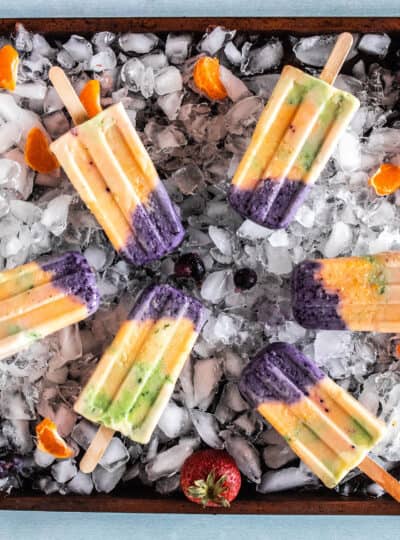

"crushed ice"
[0,24,399,498]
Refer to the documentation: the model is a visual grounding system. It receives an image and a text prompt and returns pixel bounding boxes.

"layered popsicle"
[229,65,359,229]
[74,284,205,444]
[239,342,385,488]
[50,102,184,266]
[0,252,99,360]
[292,252,400,332]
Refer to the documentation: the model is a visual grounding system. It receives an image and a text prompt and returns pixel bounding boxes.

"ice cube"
[220,382,249,412]
[269,230,289,248]
[84,246,107,271]
[179,356,195,409]
[89,48,117,72]
[155,474,180,495]
[15,23,33,53]
[166,33,192,64]
[367,128,400,154]
[41,195,72,236]
[295,205,315,228]
[0,122,21,154]
[99,438,130,472]
[314,330,353,379]
[335,131,361,172]
[145,437,198,481]
[237,220,270,240]
[67,471,93,495]
[0,196,9,219]
[119,33,158,54]
[209,226,232,256]
[224,41,242,66]
[199,27,235,56]
[63,35,93,63]
[0,92,40,134]
[293,35,337,67]
[225,96,263,135]
[223,350,246,379]
[53,404,77,438]
[57,49,76,70]
[241,39,284,75]
[157,91,183,121]
[120,58,145,92]
[51,459,77,484]
[263,445,297,469]
[193,357,223,409]
[32,34,56,58]
[36,477,61,495]
[34,448,55,468]
[92,32,116,51]
[201,270,234,304]
[278,321,307,344]
[154,66,183,95]
[14,82,47,100]
[223,432,261,483]
[2,150,33,200]
[2,419,33,453]
[9,200,42,225]
[170,163,205,195]
[323,221,352,258]
[71,420,97,449]
[158,401,190,439]
[267,246,292,275]
[191,409,223,449]
[93,464,126,493]
[257,464,318,493]
[219,65,250,102]
[358,34,391,58]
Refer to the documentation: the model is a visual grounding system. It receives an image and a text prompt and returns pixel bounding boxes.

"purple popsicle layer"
[239,342,325,406]
[122,184,185,266]
[40,251,100,315]
[291,260,345,330]
[228,179,310,229]
[128,283,206,331]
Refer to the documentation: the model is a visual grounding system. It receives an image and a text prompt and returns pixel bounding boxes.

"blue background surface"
[1,1,400,538]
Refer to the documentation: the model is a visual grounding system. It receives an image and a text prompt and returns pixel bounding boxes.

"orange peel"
[369,163,400,196]
[36,418,74,459]
[80,79,102,118]
[0,44,19,92]
[193,56,228,101]
[24,127,59,174]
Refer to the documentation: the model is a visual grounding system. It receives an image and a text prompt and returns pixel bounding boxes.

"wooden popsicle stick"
[49,66,89,125]
[359,456,400,502]
[319,32,353,85]
[79,425,115,474]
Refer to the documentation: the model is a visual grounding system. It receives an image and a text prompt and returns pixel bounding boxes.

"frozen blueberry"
[174,253,206,282]
[234,268,257,290]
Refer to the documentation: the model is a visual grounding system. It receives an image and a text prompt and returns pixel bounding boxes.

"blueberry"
[233,268,257,290]
[175,253,206,282]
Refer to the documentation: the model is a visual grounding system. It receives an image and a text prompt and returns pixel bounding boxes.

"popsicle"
[239,342,400,500]
[292,251,400,332]
[229,33,360,229]
[0,252,99,360]
[74,283,205,472]
[49,67,184,266]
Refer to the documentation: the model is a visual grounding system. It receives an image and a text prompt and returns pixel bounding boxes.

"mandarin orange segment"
[80,80,102,118]
[193,56,228,101]
[369,163,400,196]
[36,418,74,459]
[24,127,59,174]
[0,44,19,92]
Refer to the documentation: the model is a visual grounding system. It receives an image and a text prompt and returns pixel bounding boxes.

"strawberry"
[180,449,241,508]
